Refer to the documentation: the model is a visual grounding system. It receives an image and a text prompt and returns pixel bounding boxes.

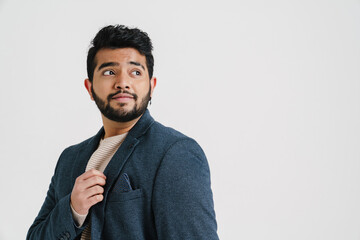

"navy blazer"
[27,110,218,240]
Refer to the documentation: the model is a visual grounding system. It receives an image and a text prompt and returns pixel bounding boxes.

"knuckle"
[96,186,104,193]
[93,186,100,192]
[97,194,103,201]
[89,196,99,206]
[91,186,101,195]
[93,194,102,202]
[95,176,104,184]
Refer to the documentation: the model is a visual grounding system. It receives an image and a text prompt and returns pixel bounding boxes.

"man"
[27,25,218,240]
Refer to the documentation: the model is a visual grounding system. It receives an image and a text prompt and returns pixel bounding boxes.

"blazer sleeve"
[26,150,85,240]
[152,138,219,240]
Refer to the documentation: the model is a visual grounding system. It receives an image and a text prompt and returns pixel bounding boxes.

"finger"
[80,169,106,181]
[83,175,106,189]
[83,169,106,180]
[88,194,104,207]
[85,185,104,199]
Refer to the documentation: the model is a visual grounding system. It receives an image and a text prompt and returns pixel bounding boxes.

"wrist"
[70,202,88,215]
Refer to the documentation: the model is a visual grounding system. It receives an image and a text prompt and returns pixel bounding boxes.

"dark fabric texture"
[27,110,218,240]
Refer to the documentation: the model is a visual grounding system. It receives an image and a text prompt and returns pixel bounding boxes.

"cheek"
[94,81,112,95]
[135,81,151,94]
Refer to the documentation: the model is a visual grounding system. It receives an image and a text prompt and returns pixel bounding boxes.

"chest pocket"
[104,188,146,239]
[107,188,143,202]
[106,172,143,202]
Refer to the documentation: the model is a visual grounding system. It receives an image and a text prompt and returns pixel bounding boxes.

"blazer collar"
[127,109,155,139]
[71,127,104,183]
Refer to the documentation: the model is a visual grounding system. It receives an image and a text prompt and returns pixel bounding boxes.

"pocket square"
[115,173,133,192]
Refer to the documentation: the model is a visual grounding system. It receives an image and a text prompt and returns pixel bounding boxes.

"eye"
[103,70,115,76]
[131,70,141,76]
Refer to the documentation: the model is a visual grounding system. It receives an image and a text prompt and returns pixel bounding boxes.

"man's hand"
[70,169,106,215]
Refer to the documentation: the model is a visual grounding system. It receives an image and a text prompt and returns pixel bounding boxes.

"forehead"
[94,48,147,69]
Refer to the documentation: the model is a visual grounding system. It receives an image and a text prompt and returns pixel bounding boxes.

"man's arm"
[26,150,106,240]
[152,138,219,240]
[26,172,81,240]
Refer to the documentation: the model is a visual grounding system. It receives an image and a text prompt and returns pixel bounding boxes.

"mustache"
[108,90,138,101]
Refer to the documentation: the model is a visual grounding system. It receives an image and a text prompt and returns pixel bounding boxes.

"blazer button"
[128,144,134,149]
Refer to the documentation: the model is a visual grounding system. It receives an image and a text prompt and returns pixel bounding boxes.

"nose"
[114,72,130,90]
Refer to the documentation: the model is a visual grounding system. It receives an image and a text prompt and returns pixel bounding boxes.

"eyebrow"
[97,62,119,71]
[129,61,145,71]
[97,61,145,71]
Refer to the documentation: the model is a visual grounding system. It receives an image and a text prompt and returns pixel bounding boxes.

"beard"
[91,86,151,123]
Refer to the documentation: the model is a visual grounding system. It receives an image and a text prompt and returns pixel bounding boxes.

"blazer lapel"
[90,110,155,239]
[71,128,104,183]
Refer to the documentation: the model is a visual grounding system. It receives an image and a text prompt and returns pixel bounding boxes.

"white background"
[0,0,359,239]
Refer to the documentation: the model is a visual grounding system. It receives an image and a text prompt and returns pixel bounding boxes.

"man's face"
[85,48,156,122]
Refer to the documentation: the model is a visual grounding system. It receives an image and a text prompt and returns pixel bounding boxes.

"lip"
[111,93,134,103]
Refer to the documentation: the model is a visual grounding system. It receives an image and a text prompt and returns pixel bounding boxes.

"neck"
[101,114,142,139]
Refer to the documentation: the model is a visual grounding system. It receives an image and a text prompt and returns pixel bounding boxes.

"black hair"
[87,25,154,82]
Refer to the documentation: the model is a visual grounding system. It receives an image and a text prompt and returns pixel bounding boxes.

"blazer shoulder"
[55,134,97,173]
[150,121,188,140]
[148,121,206,157]
[60,135,93,158]
[148,121,191,145]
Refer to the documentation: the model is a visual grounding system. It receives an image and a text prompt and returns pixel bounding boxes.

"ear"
[150,77,157,98]
[84,78,94,101]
